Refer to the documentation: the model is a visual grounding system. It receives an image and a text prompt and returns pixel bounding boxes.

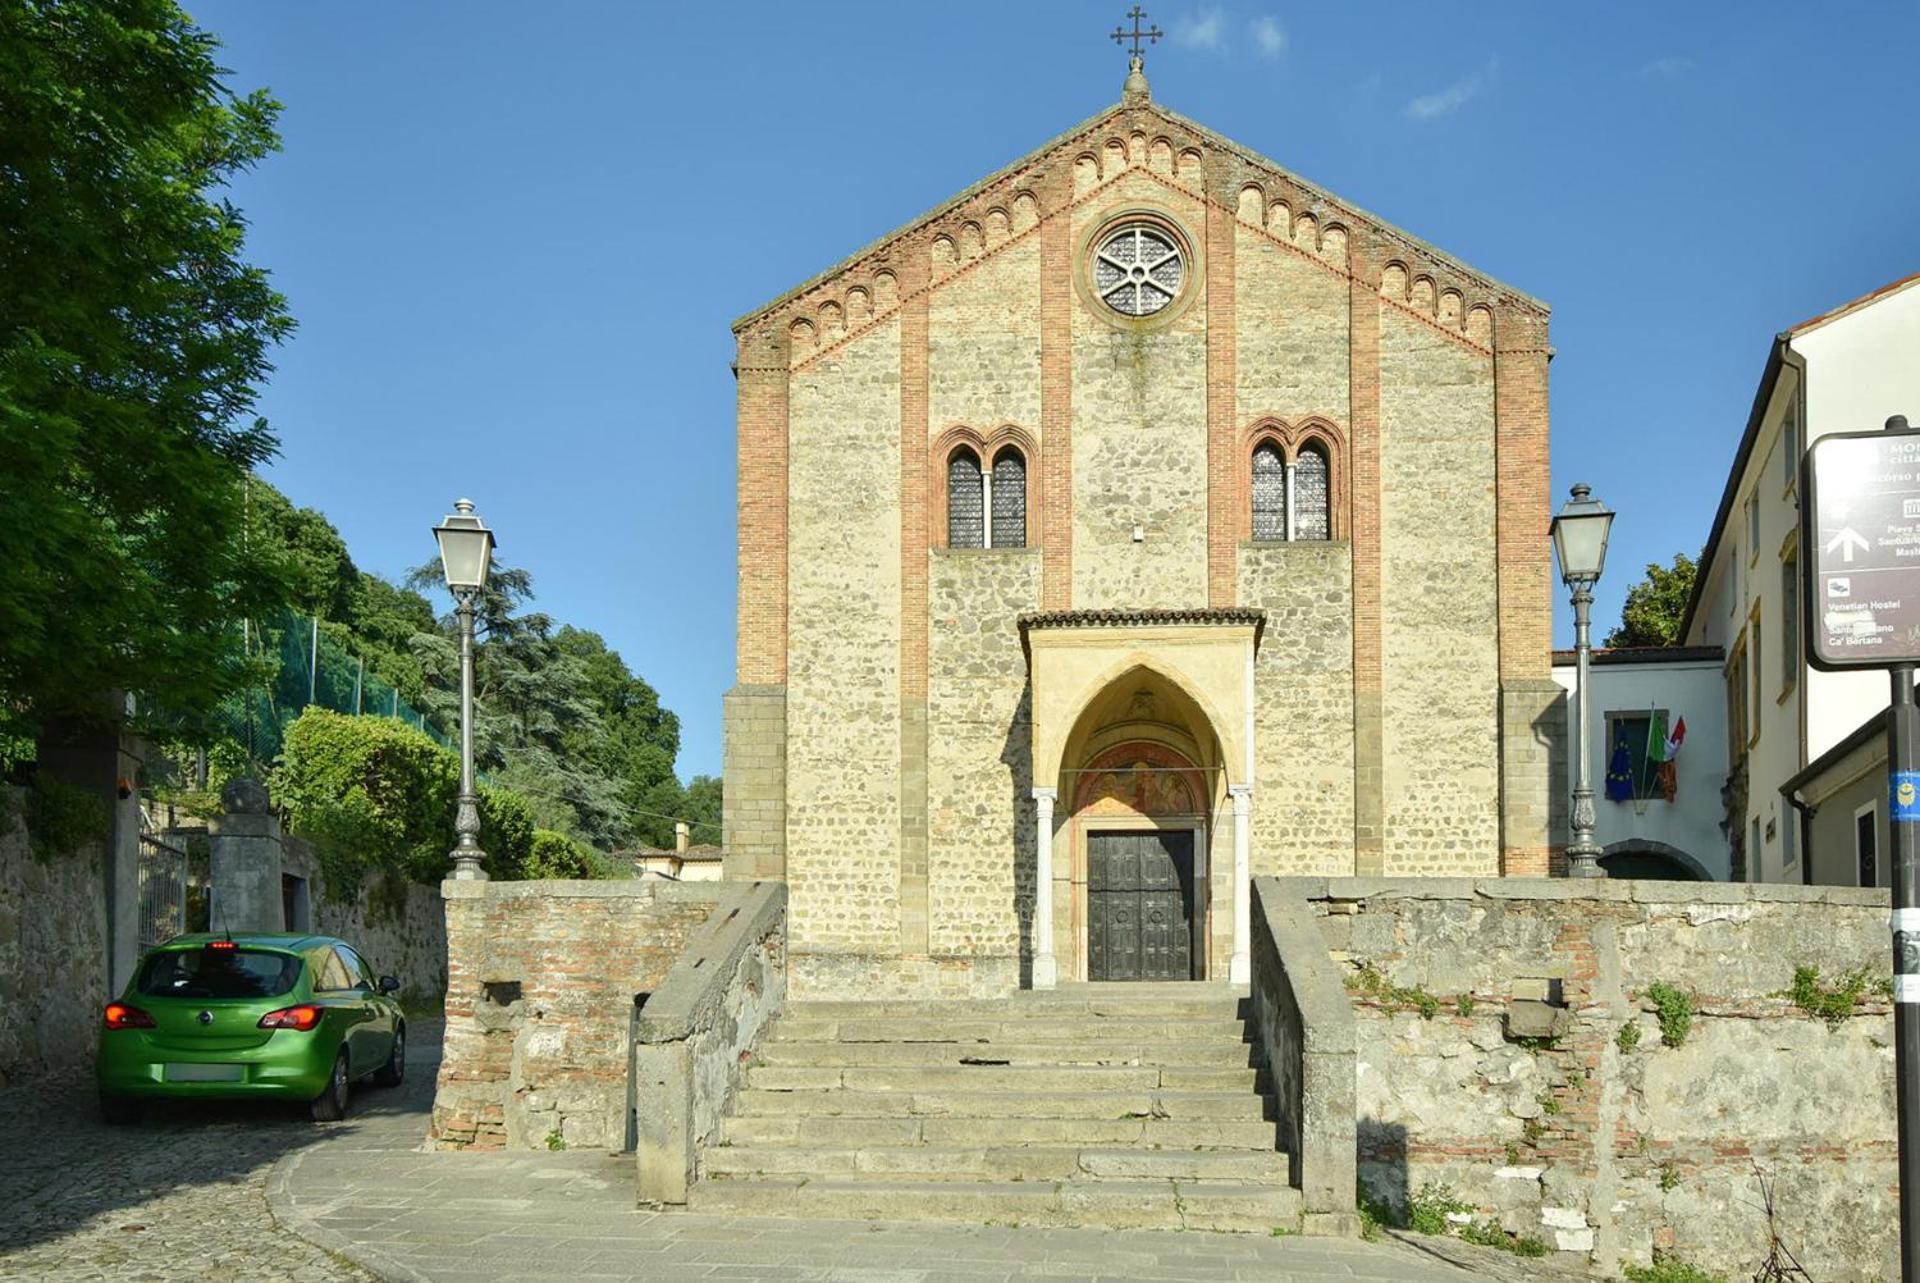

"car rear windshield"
[135,947,304,1000]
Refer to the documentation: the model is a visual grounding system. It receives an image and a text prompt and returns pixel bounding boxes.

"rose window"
[1092,224,1185,317]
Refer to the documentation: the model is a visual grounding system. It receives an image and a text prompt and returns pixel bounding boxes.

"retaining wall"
[1277,876,1894,1280]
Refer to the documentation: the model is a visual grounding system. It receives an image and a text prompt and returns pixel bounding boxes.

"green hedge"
[525,828,615,879]
[274,708,539,895]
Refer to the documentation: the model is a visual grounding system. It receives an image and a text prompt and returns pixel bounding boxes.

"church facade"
[722,63,1558,997]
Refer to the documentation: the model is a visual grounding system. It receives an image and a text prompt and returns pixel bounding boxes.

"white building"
[1681,270,1920,884]
[1552,647,1730,879]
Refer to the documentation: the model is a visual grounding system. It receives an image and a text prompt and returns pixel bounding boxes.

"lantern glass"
[433,500,495,593]
[1551,484,1614,585]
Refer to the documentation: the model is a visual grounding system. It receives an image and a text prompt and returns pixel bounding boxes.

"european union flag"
[1605,738,1635,802]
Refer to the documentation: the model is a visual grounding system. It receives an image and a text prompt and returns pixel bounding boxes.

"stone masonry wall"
[0,787,109,1089]
[1239,542,1354,874]
[926,547,1041,967]
[722,684,786,881]
[1378,307,1500,874]
[277,835,446,1010]
[928,237,1041,434]
[1234,224,1349,423]
[430,880,719,1151]
[1284,876,1894,1280]
[786,319,903,958]
[1070,172,1210,611]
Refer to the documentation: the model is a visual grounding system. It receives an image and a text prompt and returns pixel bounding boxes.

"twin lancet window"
[1252,441,1331,542]
[947,447,1026,549]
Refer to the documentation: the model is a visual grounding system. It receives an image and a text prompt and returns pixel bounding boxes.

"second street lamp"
[1551,483,1616,880]
[433,498,496,882]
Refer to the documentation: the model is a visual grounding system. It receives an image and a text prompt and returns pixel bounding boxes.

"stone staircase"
[687,981,1301,1231]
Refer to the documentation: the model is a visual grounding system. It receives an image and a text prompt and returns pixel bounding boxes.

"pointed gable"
[733,95,1547,370]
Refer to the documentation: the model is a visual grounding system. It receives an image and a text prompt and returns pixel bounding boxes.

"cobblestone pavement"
[0,1022,437,1283]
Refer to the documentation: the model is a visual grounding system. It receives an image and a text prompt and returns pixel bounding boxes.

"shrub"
[1786,964,1875,1029]
[19,774,112,860]
[1624,1256,1725,1283]
[1645,982,1694,1048]
[1617,1019,1643,1052]
[275,708,536,896]
[1406,1182,1473,1235]
[523,828,611,879]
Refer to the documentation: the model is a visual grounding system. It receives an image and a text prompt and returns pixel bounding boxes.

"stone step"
[744,1063,1264,1094]
[785,991,1249,1021]
[703,1145,1290,1184]
[732,1088,1273,1121]
[753,1039,1264,1069]
[771,1015,1249,1044]
[685,1175,1302,1233]
[721,1114,1281,1151]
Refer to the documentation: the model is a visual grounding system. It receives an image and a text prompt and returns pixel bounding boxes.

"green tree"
[1604,553,1699,649]
[0,1,293,743]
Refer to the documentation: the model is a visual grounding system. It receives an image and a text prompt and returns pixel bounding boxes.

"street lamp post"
[433,498,496,881]
[1551,483,1616,880]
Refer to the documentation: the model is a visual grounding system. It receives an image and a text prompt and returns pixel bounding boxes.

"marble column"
[1032,787,1058,989]
[1229,784,1253,984]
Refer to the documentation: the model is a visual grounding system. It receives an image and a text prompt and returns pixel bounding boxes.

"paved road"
[3,1026,1549,1282]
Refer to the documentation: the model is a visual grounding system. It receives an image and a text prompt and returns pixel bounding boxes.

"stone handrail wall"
[1283,875,1894,1280]
[634,880,787,1204]
[1248,876,1356,1230]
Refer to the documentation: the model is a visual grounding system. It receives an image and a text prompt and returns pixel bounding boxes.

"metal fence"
[136,831,189,951]
[214,608,454,766]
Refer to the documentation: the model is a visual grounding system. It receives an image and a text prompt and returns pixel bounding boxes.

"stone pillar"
[1229,784,1252,984]
[1032,787,1058,989]
[721,684,786,881]
[209,778,284,934]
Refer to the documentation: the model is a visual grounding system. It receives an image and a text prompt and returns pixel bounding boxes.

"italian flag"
[1649,715,1686,802]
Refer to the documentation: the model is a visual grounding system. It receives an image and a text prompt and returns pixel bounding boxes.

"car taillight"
[103,1003,154,1030]
[258,1004,322,1031]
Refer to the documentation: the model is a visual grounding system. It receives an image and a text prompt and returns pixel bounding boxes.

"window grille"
[1252,443,1287,541]
[1092,224,1184,317]
[991,449,1026,549]
[1294,444,1331,540]
[947,449,984,548]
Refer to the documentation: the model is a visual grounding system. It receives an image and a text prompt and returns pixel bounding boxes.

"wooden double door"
[1087,830,1198,981]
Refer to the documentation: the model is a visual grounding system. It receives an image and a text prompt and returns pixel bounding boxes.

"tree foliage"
[0,0,293,741]
[1604,553,1699,649]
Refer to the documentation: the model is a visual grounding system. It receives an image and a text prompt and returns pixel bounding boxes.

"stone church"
[721,56,1557,998]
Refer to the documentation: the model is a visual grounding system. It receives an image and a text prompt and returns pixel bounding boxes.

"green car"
[97,932,407,1124]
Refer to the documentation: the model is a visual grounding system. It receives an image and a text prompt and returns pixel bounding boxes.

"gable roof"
[731,89,1547,337]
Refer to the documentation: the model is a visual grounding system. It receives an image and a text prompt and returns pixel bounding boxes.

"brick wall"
[1287,876,1895,1280]
[429,880,719,1151]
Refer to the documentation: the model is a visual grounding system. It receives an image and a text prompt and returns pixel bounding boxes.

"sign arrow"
[1827,528,1872,563]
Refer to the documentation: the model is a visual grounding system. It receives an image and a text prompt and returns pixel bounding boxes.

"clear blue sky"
[195,1,1920,778]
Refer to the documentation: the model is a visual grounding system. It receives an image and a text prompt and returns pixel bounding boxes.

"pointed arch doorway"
[1021,608,1264,989]
[1076,741,1210,981]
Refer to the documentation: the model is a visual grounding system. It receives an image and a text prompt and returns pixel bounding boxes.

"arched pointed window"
[947,448,984,549]
[1294,443,1331,541]
[1251,442,1287,542]
[991,448,1027,549]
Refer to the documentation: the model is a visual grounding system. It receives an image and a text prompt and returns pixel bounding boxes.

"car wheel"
[372,1024,405,1087]
[309,1050,350,1122]
[99,1094,141,1126]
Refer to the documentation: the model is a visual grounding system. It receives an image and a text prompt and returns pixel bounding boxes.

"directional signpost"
[1803,415,1920,1283]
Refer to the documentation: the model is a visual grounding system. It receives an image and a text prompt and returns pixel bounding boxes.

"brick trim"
[1039,165,1074,610]
[1206,159,1238,607]
[1347,238,1385,878]
[735,325,789,686]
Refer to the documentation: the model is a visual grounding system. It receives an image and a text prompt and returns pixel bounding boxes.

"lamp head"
[433,498,496,594]
[1551,482,1614,586]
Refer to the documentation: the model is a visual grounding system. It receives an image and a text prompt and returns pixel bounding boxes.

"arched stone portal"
[1020,609,1263,987]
